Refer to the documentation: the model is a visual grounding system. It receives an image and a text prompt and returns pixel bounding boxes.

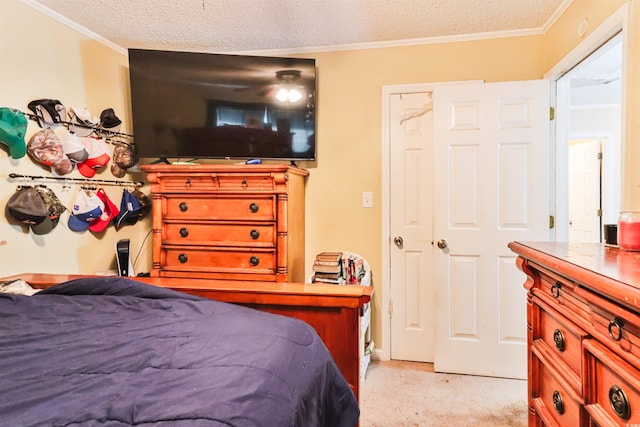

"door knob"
[437,239,448,249]
[393,236,403,247]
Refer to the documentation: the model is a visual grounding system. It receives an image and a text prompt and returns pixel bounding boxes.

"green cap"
[0,107,28,159]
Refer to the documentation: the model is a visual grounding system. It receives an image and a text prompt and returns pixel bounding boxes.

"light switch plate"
[362,191,373,208]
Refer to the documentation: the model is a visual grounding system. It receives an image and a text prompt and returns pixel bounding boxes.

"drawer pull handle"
[178,254,188,264]
[185,178,191,187]
[552,390,564,415]
[249,203,259,213]
[179,202,189,212]
[250,229,260,240]
[179,227,189,238]
[250,256,260,266]
[242,179,248,188]
[608,317,624,341]
[609,385,631,420]
[553,329,566,352]
[550,282,562,299]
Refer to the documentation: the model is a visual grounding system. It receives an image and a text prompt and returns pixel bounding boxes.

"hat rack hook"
[21,111,134,145]
[8,173,144,188]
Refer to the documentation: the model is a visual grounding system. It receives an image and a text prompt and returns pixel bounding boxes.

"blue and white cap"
[68,190,104,232]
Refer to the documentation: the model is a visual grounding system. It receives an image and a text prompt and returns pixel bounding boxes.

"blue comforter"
[0,277,359,426]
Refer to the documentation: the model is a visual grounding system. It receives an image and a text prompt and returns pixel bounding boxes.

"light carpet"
[359,360,527,427]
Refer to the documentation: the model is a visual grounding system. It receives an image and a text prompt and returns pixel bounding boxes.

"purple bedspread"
[0,277,359,426]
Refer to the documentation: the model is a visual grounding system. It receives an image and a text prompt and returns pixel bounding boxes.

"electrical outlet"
[362,191,373,208]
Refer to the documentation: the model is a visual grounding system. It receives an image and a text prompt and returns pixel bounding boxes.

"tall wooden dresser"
[142,164,308,282]
[509,241,640,427]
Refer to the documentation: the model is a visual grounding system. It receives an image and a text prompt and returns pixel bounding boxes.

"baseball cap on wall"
[68,107,99,137]
[0,108,28,159]
[27,99,66,128]
[100,108,122,132]
[110,143,138,178]
[77,138,110,178]
[68,190,104,232]
[32,187,67,235]
[113,189,142,228]
[88,188,120,233]
[27,129,73,175]
[6,187,49,232]
[58,130,89,163]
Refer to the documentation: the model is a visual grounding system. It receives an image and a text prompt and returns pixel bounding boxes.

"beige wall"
[0,0,150,276]
[2,0,636,349]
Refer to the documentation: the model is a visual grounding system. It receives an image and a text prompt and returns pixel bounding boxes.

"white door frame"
[381,81,481,361]
[546,3,629,241]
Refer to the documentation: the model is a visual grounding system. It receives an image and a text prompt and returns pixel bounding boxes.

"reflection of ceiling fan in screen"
[238,69,308,104]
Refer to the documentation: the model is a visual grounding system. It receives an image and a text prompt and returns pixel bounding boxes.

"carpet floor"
[359,360,528,427]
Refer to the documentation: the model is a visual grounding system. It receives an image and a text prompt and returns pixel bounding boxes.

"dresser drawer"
[584,339,640,426]
[163,221,276,247]
[533,265,592,329]
[161,247,276,274]
[156,174,277,192]
[577,287,640,368]
[531,345,586,427]
[533,296,587,394]
[164,196,276,221]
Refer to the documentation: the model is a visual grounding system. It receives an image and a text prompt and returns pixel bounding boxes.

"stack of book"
[312,251,344,284]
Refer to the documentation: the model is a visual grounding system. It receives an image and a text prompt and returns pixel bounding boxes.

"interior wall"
[2,0,636,351]
[0,0,151,276]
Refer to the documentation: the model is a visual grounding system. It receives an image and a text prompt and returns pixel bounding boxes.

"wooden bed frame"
[1,273,372,402]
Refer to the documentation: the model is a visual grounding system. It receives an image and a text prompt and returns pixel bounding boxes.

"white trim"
[544,3,628,79]
[380,80,481,362]
[21,0,127,55]
[547,3,628,242]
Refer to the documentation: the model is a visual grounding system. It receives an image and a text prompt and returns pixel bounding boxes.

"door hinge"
[597,209,602,217]
[388,299,393,317]
[549,107,555,121]
[549,215,555,229]
[597,152,603,160]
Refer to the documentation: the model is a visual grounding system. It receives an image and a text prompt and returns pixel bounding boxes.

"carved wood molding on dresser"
[509,241,640,427]
[141,164,309,282]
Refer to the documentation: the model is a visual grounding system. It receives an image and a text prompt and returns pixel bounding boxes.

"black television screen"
[128,49,316,161]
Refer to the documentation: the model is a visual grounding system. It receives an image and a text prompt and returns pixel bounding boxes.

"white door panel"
[389,92,434,362]
[433,80,550,379]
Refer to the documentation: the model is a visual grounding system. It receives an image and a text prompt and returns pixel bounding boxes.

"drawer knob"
[179,227,189,238]
[609,385,631,420]
[552,390,564,415]
[178,254,188,264]
[608,317,624,341]
[249,203,259,213]
[250,229,260,240]
[250,256,260,266]
[551,282,562,299]
[553,329,566,352]
[242,179,248,188]
[179,202,189,212]
[185,178,191,187]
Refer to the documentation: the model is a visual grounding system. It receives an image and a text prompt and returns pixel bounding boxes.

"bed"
[0,276,359,426]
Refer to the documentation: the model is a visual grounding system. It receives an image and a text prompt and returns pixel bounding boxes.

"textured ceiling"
[27,0,570,53]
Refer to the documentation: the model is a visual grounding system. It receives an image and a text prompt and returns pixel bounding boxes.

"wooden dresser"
[141,164,308,282]
[509,241,640,427]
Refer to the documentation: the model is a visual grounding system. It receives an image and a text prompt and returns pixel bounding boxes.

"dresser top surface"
[509,241,640,311]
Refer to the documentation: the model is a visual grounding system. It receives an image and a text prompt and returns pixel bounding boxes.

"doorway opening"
[556,33,622,242]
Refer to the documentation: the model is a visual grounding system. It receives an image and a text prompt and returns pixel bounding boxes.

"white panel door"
[569,139,601,242]
[433,80,550,379]
[389,92,434,362]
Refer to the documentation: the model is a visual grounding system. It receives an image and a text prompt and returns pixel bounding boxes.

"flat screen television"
[128,49,316,161]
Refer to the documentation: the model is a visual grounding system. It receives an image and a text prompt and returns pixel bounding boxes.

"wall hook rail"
[8,173,144,187]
